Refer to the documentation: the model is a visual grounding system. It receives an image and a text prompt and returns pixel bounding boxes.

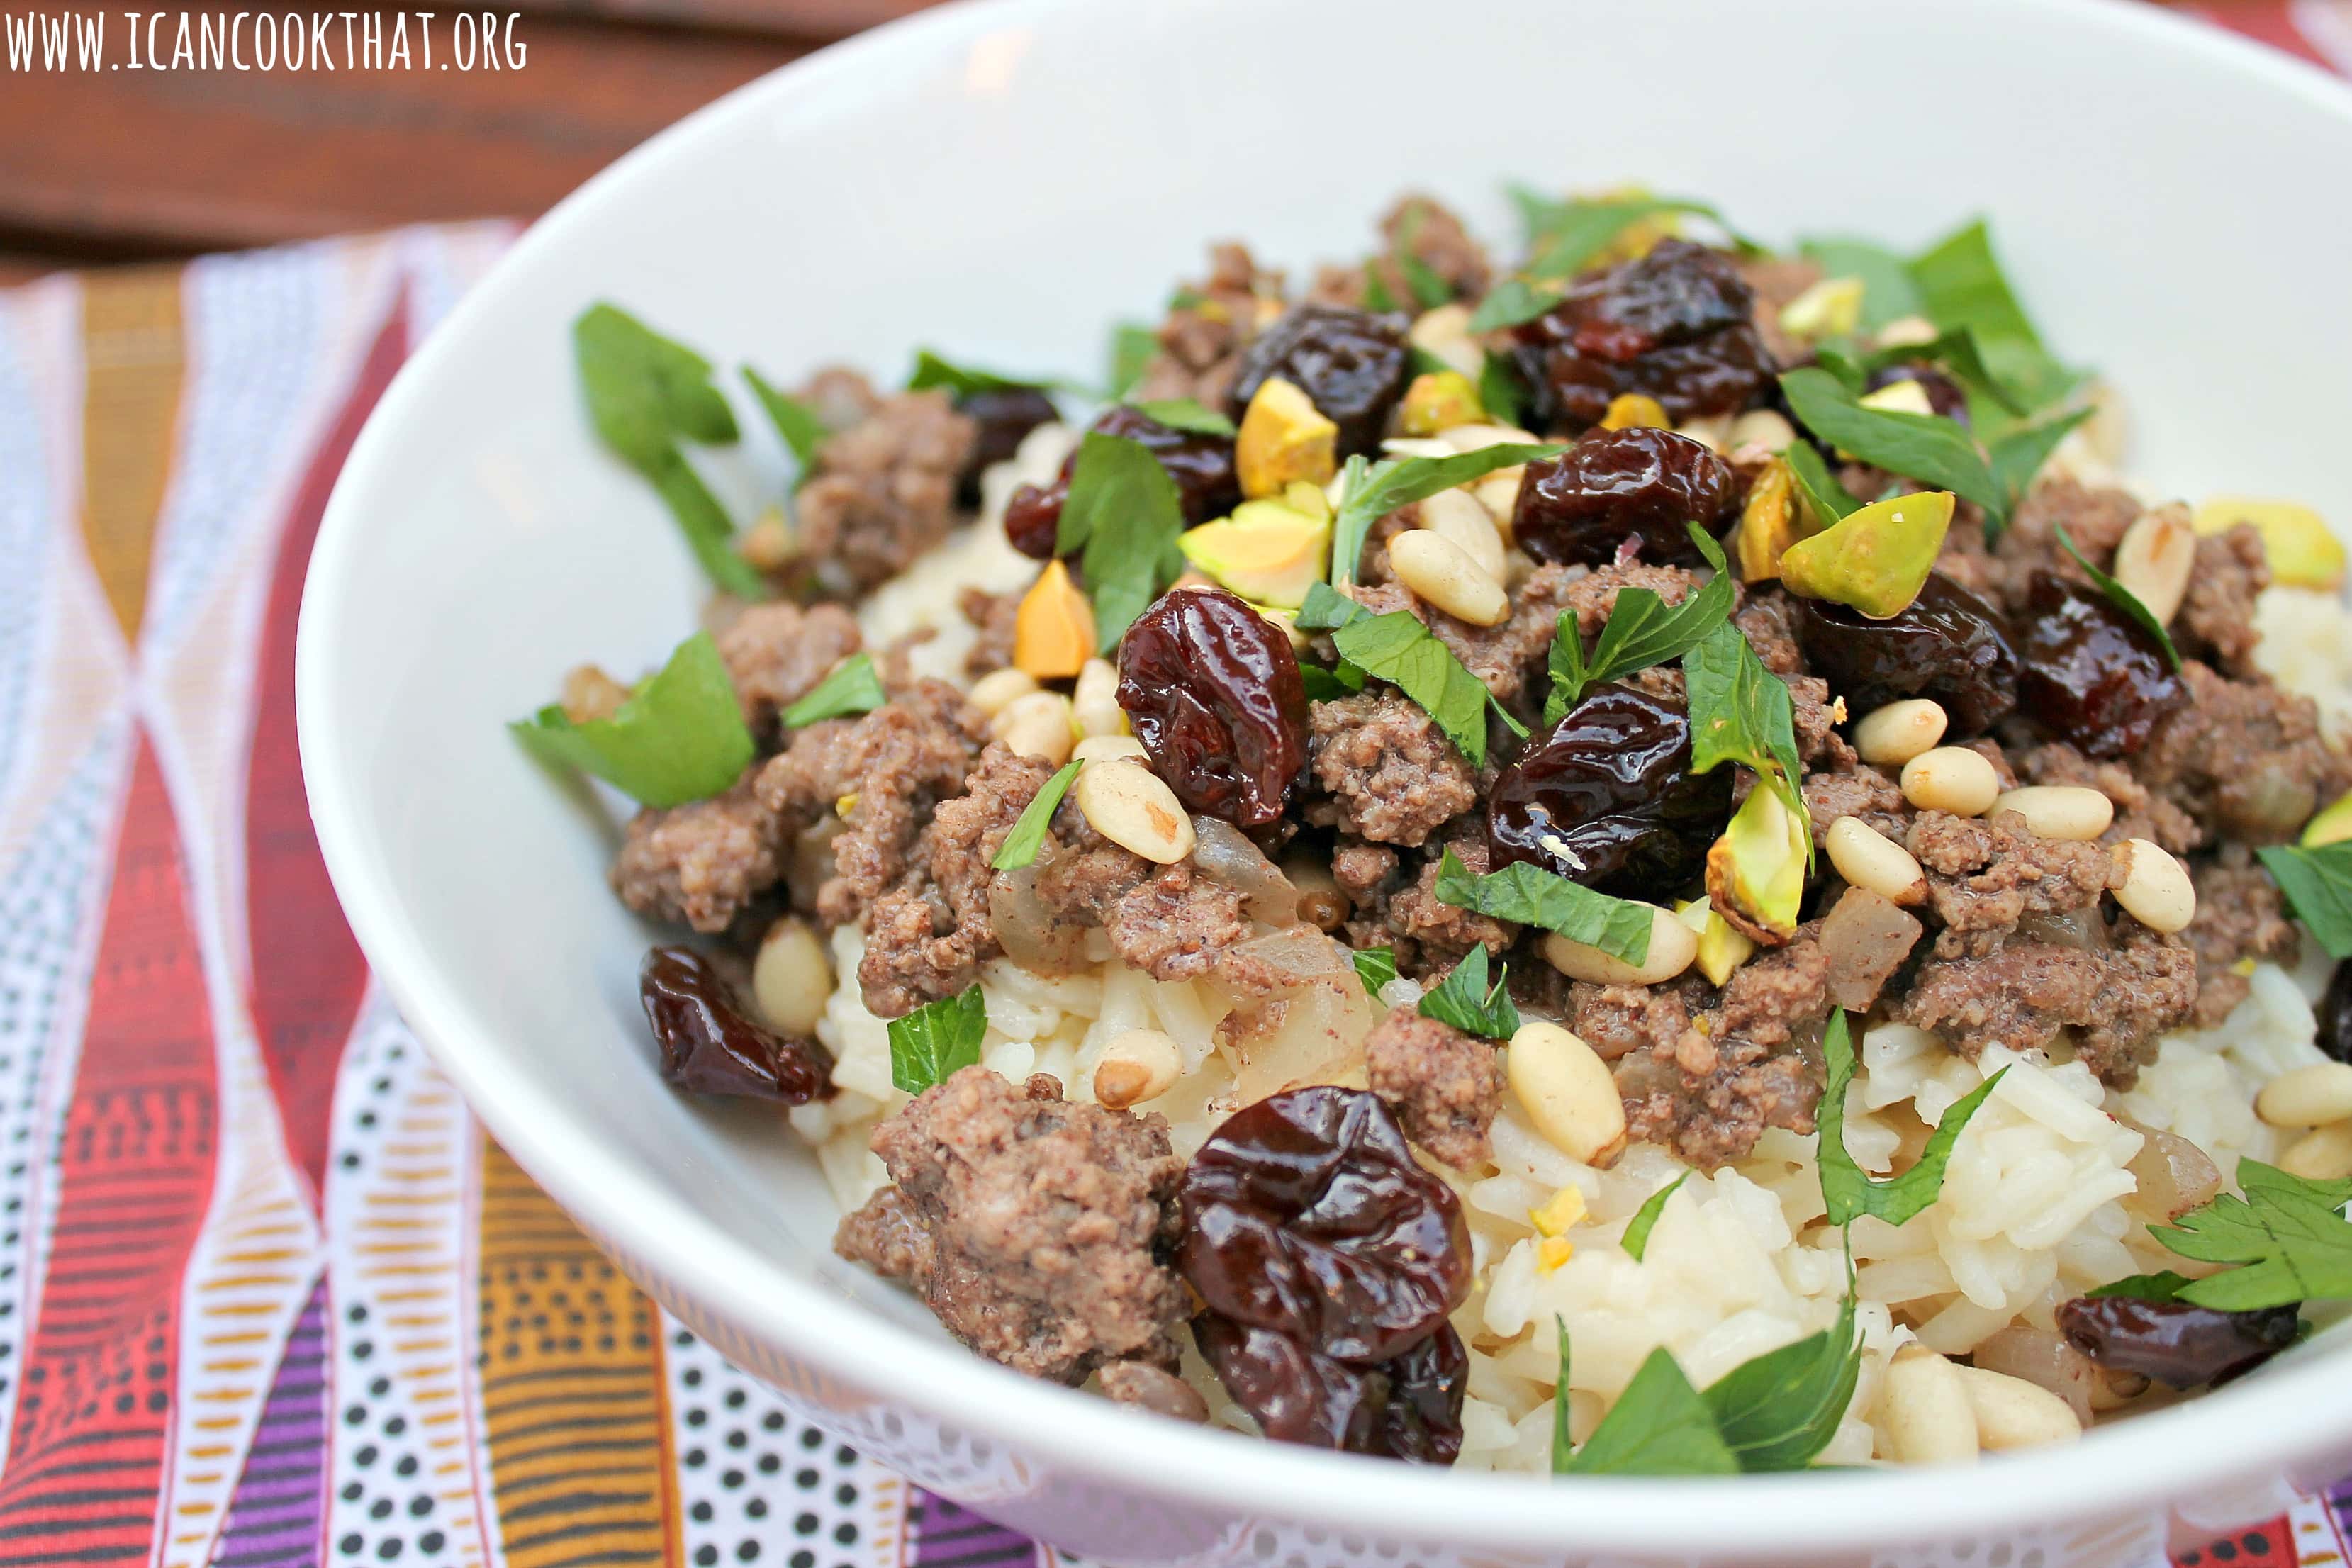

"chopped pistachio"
[1177,499,1333,609]
[1674,896,1757,987]
[1706,784,1808,943]
[1236,376,1338,498]
[1399,370,1486,437]
[2304,790,2352,849]
[1777,488,1956,619]
[1734,457,1802,583]
[1536,1235,1575,1273]
[1600,392,1671,431]
[1777,274,1866,340]
[1529,1184,1588,1237]
[1013,558,1096,678]
[1282,479,1333,522]
[2192,496,2346,590]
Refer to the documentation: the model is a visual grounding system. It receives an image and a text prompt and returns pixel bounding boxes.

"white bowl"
[298,1,2352,1562]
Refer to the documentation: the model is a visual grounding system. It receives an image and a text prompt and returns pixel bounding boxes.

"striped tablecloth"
[0,8,2346,1565]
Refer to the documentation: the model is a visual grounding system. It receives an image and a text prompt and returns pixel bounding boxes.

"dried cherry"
[2321,962,2352,1064]
[2058,1293,2300,1389]
[1116,586,1309,828]
[2012,571,2188,758]
[1488,683,1731,894]
[1796,572,2020,737]
[1510,426,1740,568]
[956,385,1058,493]
[639,946,835,1104]
[1177,1086,1470,1365]
[1192,1314,1466,1463]
[1002,403,1242,561]
[1508,239,1774,430]
[1226,303,1411,457]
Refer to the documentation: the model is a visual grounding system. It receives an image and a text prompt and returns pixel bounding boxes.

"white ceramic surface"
[297,1,2352,1563]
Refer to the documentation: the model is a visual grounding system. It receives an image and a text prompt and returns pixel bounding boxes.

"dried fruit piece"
[2192,496,2345,590]
[1228,303,1412,459]
[1777,489,1956,618]
[1014,559,1097,679]
[1511,426,1740,569]
[640,946,836,1104]
[1116,585,1309,827]
[1192,1314,1467,1462]
[1796,573,2020,737]
[1508,238,1774,430]
[1706,781,1808,943]
[1003,403,1243,559]
[1236,377,1340,499]
[1177,499,1332,610]
[2057,1294,2300,1389]
[2012,571,2187,758]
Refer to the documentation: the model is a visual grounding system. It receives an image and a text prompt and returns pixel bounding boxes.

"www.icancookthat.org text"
[5,9,527,72]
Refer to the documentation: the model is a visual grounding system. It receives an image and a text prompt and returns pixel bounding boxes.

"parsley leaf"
[1561,1343,1742,1477]
[1987,405,2095,523]
[1858,327,2028,419]
[886,985,987,1095]
[1107,323,1158,399]
[1330,611,1510,768]
[1417,945,1519,1041]
[511,631,754,809]
[1545,524,1735,723]
[779,653,887,729]
[2085,1270,2195,1303]
[1779,367,2008,527]
[907,349,1053,399]
[1467,276,1566,333]
[1796,236,1922,331]
[1295,581,1364,633]
[1432,850,1653,964]
[1550,1319,1577,1475]
[2154,1160,2352,1312]
[1818,1009,2007,1228]
[1396,248,1452,311]
[990,759,1082,872]
[1126,397,1236,437]
[1907,219,2078,414]
[572,303,764,599]
[1524,194,1752,283]
[1702,1288,1861,1473]
[1783,439,1862,525]
[2256,841,2352,960]
[1057,432,1187,653]
[743,365,826,478]
[2054,524,2181,672]
[1352,946,1399,998]
[1478,352,1528,429]
[1329,444,1562,590]
[1299,661,1367,702]
[1361,262,1401,314]
[1620,1172,1688,1262]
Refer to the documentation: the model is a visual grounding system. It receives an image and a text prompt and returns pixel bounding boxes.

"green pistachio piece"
[1777,488,1956,620]
[2304,789,2352,849]
[1398,371,1486,437]
[1706,784,1808,943]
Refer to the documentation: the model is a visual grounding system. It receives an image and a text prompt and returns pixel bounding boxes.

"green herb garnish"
[887,984,987,1094]
[1056,432,1187,654]
[1361,262,1402,314]
[2256,841,2352,960]
[511,631,754,809]
[1477,352,1528,429]
[1352,946,1399,998]
[1545,524,1735,723]
[1783,439,1862,525]
[1684,617,1809,846]
[1126,397,1236,437]
[1523,194,1752,284]
[2085,1270,2195,1304]
[1299,661,1368,702]
[1557,1340,1742,1477]
[907,348,1054,399]
[1857,327,2028,419]
[1795,236,1922,331]
[1986,405,2095,524]
[779,652,887,729]
[1432,850,1652,964]
[1467,276,1564,333]
[1818,1009,2007,1228]
[1620,1172,1688,1262]
[1107,323,1158,398]
[1907,219,2078,415]
[990,759,1082,873]
[1300,583,1522,766]
[743,365,827,479]
[1778,366,2008,528]
[572,303,764,598]
[1328,444,1562,590]
[2054,523,2181,673]
[1701,1286,1861,1472]
[1416,944,1519,1041]
[2152,1161,2352,1312]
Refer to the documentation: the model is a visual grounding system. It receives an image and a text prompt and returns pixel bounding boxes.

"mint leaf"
[2086,1270,2195,1303]
[744,365,827,477]
[1330,444,1562,590]
[1296,580,1366,633]
[1330,612,1505,768]
[1907,219,2078,414]
[1684,618,1808,840]
[887,985,987,1094]
[1620,1172,1688,1262]
[1467,276,1564,333]
[1525,195,1752,282]
[1432,849,1652,964]
[1058,432,1187,653]
[1478,352,1528,429]
[1416,944,1519,1041]
[1127,397,1236,437]
[511,631,754,810]
[2257,841,2352,960]
[1362,262,1401,314]
[1779,367,2006,527]
[1988,405,2095,523]
[1108,323,1158,398]
[1550,1319,1577,1474]
[1397,248,1452,311]
[1702,1292,1861,1473]
[1783,439,1862,525]
[991,759,1082,872]
[2156,1160,2352,1312]
[1299,661,1367,702]
[907,348,1051,399]
[1796,237,1922,331]
[1353,946,1399,998]
[1545,523,1735,723]
[1562,1344,1742,1477]
[1818,1009,2006,1228]
[2054,523,2181,672]
[780,652,887,729]
[1859,328,2028,419]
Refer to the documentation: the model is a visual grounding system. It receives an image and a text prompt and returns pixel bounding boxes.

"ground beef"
[718,600,863,743]
[1334,831,1515,982]
[1738,254,1825,371]
[1097,1360,1209,1423]
[1615,940,1827,1169]
[2135,661,2349,846]
[1381,194,1493,303]
[1787,675,1855,768]
[1560,562,1701,639]
[1802,763,1910,848]
[858,744,1053,1018]
[793,374,978,594]
[611,775,788,934]
[1355,563,1577,709]
[1735,587,1808,676]
[838,1068,1187,1384]
[2012,740,2200,853]
[1570,980,1695,1063]
[1103,863,1255,983]
[1364,1008,1504,1170]
[1977,480,2142,613]
[1890,919,2198,1085]
[958,586,1021,677]
[1306,688,1479,846]
[2177,522,2269,678]
[756,678,983,927]
[1905,809,2113,954]
[2185,846,2302,1026]
[1032,805,1154,926]
[1131,242,1283,408]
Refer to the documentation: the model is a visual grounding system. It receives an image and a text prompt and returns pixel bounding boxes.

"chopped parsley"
[510,631,754,810]
[886,985,987,1094]
[1328,443,1562,591]
[1779,367,2007,527]
[1107,323,1158,398]
[1619,1172,1688,1262]
[1352,946,1400,998]
[1126,397,1236,437]
[1783,439,1862,525]
[743,365,826,480]
[2154,1162,2352,1312]
[906,348,1055,399]
[1299,583,1523,768]
[1683,617,1809,852]
[1817,1009,2007,1228]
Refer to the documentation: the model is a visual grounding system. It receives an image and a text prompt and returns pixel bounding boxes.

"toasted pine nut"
[1540,906,1698,987]
[1071,657,1126,739]
[1882,1344,1980,1465]
[2280,1122,2352,1183]
[1474,471,1522,535]
[1283,857,1349,931]
[1728,409,1796,454]
[1418,487,1507,580]
[1388,529,1508,626]
[1073,734,1148,765]
[2112,506,2196,625]
[2088,1367,2150,1411]
[2111,837,2196,934]
[752,918,833,1038]
[1437,422,1539,453]
[1900,746,2001,817]
[561,663,632,725]
[1956,1366,2081,1451]
[2256,1063,2352,1129]
[1671,416,1730,452]
[1093,1029,1182,1109]
[992,690,1075,765]
[1854,700,1949,766]
[1993,785,2115,842]
[1826,817,1927,905]
[1507,1022,1627,1167]
[1875,315,1940,349]
[1406,303,1482,379]
[1073,760,1194,864]
[969,667,1039,717]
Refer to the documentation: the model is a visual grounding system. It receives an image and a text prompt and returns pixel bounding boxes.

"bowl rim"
[300,0,2352,1549]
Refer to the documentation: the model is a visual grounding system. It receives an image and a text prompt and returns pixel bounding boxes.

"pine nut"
[1875,315,1940,349]
[1073,734,1148,764]
[2279,1123,2352,1183]
[1992,785,2115,842]
[2111,837,2196,934]
[1672,416,1731,453]
[992,690,1075,765]
[2088,1367,2149,1411]
[1728,409,1796,454]
[1474,472,1522,534]
[752,917,833,1038]
[1854,700,1949,766]
[1283,857,1349,931]
[1093,1029,1182,1109]
[2111,506,2197,626]
[1406,303,1482,379]
[2256,1063,2352,1129]
[970,667,1039,717]
[1071,657,1126,739]
[1388,529,1508,626]
[1882,1344,1980,1465]
[1437,422,1540,453]
[1073,760,1194,864]
[1956,1366,2081,1451]
[1900,746,2001,817]
[1418,487,1507,580]
[1826,817,1927,905]
[1507,1021,1627,1167]
[1540,905,1698,987]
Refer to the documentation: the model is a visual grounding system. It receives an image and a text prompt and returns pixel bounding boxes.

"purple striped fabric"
[907,1487,1041,1568]
[212,1274,331,1567]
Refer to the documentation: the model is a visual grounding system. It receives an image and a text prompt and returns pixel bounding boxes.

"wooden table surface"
[0,0,942,284]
